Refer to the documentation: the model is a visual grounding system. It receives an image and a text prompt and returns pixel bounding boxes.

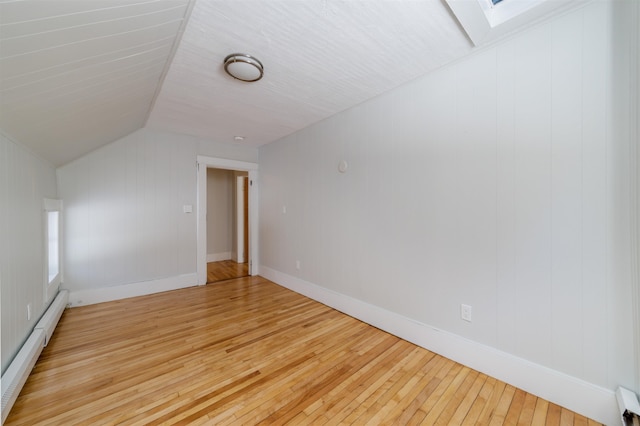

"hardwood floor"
[207,260,249,283]
[6,276,602,425]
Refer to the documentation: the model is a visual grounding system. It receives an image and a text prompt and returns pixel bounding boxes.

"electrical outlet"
[27,303,32,321]
[461,304,472,322]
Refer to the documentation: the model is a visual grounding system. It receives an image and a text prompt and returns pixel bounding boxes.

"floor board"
[5,276,603,425]
[207,260,248,283]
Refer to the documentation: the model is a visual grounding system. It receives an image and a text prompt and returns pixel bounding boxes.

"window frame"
[445,0,590,46]
[43,198,63,302]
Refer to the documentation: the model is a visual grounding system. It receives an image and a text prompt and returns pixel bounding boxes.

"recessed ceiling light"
[224,54,264,82]
[234,136,245,142]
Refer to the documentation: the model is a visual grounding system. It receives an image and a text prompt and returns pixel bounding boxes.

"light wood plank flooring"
[207,260,249,283]
[6,276,602,425]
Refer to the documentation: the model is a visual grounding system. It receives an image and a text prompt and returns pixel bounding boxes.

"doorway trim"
[197,156,258,285]
[236,176,248,263]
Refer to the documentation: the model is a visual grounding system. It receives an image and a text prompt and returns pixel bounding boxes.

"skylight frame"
[445,0,591,46]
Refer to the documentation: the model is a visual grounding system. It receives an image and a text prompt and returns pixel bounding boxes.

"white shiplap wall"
[0,132,58,374]
[57,128,257,303]
[258,0,638,414]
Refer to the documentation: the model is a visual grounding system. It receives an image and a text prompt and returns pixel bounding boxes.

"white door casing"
[196,156,258,285]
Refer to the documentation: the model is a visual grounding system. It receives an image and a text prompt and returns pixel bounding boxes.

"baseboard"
[2,288,68,423]
[66,273,198,307]
[260,266,619,426]
[207,252,232,262]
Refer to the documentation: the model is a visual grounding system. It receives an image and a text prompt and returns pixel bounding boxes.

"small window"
[44,199,62,301]
[47,211,59,282]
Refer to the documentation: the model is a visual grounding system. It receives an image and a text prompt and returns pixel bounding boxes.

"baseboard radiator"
[1,289,68,424]
[617,387,640,426]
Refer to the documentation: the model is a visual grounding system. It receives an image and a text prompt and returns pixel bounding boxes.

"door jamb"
[197,156,258,285]
[236,176,248,263]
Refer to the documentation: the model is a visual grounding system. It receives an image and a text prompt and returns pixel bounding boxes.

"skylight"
[445,0,591,46]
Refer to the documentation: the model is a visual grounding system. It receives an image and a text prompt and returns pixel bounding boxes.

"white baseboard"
[207,252,232,262]
[66,273,198,307]
[259,266,619,426]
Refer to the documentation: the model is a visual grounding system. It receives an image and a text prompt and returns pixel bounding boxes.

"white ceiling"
[4,0,565,167]
[0,0,192,166]
[146,0,473,148]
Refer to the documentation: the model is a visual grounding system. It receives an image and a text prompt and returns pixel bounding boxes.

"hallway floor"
[207,259,249,283]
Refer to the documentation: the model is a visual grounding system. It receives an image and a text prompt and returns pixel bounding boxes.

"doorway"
[205,168,249,283]
[196,156,258,286]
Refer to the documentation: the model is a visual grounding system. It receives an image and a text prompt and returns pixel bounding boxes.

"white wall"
[57,128,257,305]
[207,168,234,260]
[259,0,638,417]
[0,131,58,374]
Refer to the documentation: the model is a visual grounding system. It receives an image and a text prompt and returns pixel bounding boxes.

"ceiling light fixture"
[224,53,264,82]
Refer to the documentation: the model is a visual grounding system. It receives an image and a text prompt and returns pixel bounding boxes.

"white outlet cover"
[461,304,472,322]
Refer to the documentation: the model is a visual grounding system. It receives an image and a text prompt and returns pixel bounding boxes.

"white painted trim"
[632,0,640,392]
[66,273,197,307]
[248,170,258,276]
[207,252,232,262]
[197,156,258,285]
[43,198,63,304]
[445,0,591,46]
[197,156,258,172]
[260,265,619,426]
[236,176,247,264]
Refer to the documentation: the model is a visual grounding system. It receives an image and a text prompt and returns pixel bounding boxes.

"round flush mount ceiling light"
[224,53,264,82]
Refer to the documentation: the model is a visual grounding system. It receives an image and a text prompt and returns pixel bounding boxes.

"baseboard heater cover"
[617,387,640,426]
[1,330,45,424]
[36,289,69,346]
[1,289,68,424]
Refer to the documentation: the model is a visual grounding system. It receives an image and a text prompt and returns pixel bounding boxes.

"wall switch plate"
[461,304,472,322]
[27,303,32,321]
[296,260,301,270]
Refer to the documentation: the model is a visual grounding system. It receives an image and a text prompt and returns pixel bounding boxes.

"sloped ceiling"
[145,1,473,148]
[0,0,479,166]
[0,0,192,166]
